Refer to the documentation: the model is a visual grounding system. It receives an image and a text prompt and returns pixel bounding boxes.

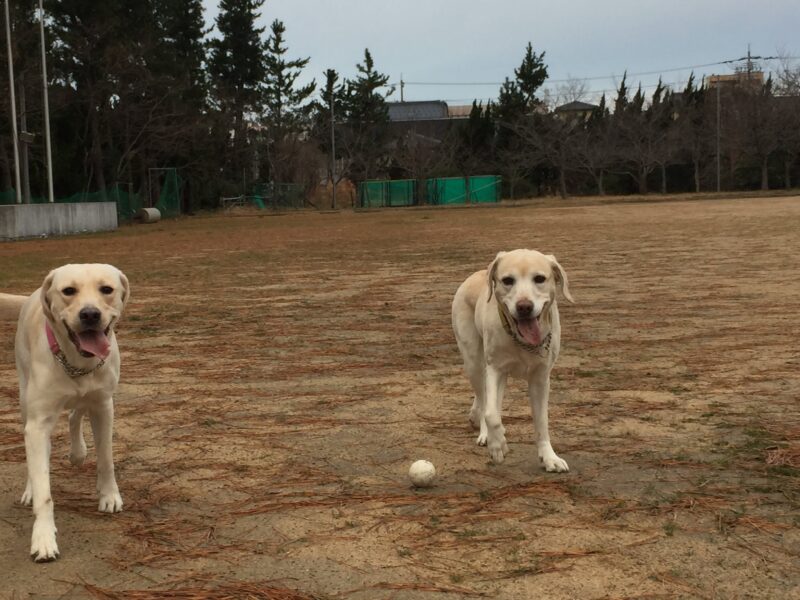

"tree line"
[1,0,799,210]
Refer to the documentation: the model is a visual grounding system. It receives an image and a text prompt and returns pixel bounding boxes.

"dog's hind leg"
[69,409,87,466]
[466,362,489,446]
[452,302,489,445]
[18,374,33,506]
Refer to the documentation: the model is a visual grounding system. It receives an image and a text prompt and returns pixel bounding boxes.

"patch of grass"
[575,369,602,378]
[600,500,626,520]
[663,520,678,537]
[455,529,481,538]
[768,465,800,477]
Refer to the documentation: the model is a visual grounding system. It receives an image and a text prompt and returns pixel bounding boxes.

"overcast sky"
[203,0,800,107]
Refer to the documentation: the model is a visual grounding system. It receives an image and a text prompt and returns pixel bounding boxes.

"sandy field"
[1,194,798,599]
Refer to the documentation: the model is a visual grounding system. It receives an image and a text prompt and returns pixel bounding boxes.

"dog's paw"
[30,522,59,562]
[540,453,569,473]
[69,441,87,466]
[476,432,488,446]
[488,434,509,464]
[469,405,481,430]
[98,491,123,513]
[20,482,33,507]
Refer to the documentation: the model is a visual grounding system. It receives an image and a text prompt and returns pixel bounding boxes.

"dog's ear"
[40,269,56,321]
[486,251,506,302]
[117,269,130,308]
[547,254,574,303]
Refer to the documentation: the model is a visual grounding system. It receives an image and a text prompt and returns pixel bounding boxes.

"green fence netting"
[358,176,501,207]
[358,179,416,208]
[251,182,305,210]
[468,175,502,203]
[426,175,501,205]
[155,169,182,218]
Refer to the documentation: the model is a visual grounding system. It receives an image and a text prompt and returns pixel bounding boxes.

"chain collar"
[497,303,552,355]
[52,349,105,377]
[45,322,106,378]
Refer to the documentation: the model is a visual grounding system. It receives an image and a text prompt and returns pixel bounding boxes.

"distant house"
[707,71,765,92]
[387,100,449,121]
[446,105,474,119]
[386,101,471,141]
[554,100,598,122]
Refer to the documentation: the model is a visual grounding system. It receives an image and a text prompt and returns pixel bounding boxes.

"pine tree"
[156,0,208,106]
[613,72,629,115]
[514,42,548,107]
[208,0,265,119]
[494,78,526,124]
[260,19,316,182]
[312,68,346,156]
[339,49,392,182]
[262,19,316,138]
[345,49,391,125]
[208,0,266,187]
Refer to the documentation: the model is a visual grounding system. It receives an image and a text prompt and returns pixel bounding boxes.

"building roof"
[554,100,598,113]
[387,101,449,122]
[447,104,473,118]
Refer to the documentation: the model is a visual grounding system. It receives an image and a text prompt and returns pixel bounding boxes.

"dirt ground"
[0,195,798,599]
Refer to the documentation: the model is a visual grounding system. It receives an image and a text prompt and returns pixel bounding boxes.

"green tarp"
[358,176,500,207]
[0,169,182,222]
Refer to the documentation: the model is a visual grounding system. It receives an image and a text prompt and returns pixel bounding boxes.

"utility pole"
[330,86,336,210]
[4,0,21,204]
[18,73,31,203]
[39,0,53,203]
[716,83,721,193]
[400,74,404,102]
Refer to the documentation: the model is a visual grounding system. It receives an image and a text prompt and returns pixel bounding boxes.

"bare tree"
[728,81,782,190]
[515,114,577,198]
[571,98,614,195]
[774,50,800,96]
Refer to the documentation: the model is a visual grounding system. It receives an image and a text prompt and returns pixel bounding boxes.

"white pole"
[4,0,21,204]
[38,0,53,203]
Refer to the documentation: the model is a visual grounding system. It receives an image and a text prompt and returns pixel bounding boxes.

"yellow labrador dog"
[0,264,129,561]
[452,250,573,471]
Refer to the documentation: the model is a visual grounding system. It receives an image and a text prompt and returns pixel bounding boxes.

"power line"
[391,55,800,88]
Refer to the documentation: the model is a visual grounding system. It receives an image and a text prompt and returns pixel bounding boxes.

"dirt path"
[1,196,798,599]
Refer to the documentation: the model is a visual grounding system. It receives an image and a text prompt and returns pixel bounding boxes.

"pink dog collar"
[45,321,61,354]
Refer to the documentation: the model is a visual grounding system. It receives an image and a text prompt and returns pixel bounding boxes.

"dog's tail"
[0,293,28,321]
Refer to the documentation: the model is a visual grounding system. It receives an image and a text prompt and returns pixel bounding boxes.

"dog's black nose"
[516,300,533,318]
[79,307,101,325]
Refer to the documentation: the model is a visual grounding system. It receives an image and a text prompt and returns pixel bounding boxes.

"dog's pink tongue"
[77,330,111,359]
[517,319,542,346]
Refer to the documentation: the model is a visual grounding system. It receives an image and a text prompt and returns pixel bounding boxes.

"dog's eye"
[501,277,515,286]
[62,287,77,296]
[534,275,546,284]
[100,286,114,295]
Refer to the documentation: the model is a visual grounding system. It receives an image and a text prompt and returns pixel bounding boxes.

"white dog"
[1,264,129,561]
[452,250,574,471]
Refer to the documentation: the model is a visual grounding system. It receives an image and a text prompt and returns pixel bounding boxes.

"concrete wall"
[0,203,118,240]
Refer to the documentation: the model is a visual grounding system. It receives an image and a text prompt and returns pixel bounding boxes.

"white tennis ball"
[408,460,437,488]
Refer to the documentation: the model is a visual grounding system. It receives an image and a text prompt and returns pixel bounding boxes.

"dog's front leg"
[89,398,123,513]
[484,365,509,463]
[24,412,60,561]
[528,370,569,472]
